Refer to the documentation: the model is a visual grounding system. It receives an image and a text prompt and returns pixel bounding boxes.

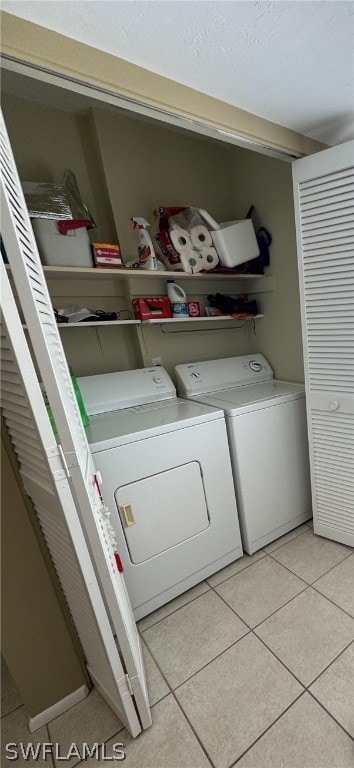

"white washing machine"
[176,355,312,555]
[78,367,243,619]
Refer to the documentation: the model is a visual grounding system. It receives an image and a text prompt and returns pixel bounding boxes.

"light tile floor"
[1,523,353,768]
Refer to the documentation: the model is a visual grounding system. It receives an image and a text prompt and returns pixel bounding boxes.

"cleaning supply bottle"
[131,217,158,270]
[40,371,89,434]
[70,370,89,428]
[167,279,189,318]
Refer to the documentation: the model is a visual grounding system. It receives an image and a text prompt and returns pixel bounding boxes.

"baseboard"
[28,684,89,732]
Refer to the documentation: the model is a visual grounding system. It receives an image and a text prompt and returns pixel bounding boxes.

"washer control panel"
[249,359,263,372]
[176,354,273,397]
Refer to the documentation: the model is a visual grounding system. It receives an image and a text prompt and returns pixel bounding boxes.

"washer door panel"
[115,462,209,563]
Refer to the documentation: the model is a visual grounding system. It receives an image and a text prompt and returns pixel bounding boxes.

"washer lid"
[85,397,223,452]
[191,380,305,415]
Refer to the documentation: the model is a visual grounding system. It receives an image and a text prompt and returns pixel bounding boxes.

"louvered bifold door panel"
[293,141,354,546]
[0,107,150,731]
[0,261,141,735]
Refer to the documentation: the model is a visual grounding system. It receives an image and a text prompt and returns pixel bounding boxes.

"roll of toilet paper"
[190,224,213,250]
[170,227,192,254]
[179,248,205,274]
[199,246,219,271]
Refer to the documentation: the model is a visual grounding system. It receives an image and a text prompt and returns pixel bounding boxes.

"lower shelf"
[57,320,140,328]
[142,315,263,324]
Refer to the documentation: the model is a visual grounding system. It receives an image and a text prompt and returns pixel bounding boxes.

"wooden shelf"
[37,266,265,281]
[142,315,264,324]
[56,320,140,328]
[22,320,140,329]
[22,315,262,330]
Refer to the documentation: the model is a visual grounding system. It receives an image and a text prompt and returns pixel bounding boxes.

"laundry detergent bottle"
[167,279,189,318]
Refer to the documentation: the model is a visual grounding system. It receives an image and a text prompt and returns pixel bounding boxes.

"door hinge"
[125,674,133,696]
[57,444,71,479]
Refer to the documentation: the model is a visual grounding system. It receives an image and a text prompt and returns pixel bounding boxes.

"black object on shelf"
[207,293,258,316]
[245,205,272,274]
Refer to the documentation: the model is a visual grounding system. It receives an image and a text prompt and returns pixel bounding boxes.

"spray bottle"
[131,217,158,270]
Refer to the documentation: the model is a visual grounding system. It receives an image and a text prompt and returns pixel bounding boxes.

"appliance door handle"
[121,503,135,527]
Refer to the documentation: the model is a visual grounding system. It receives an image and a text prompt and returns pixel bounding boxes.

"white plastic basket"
[211,219,260,268]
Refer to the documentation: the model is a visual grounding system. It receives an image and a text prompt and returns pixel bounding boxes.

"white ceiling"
[2,1,354,146]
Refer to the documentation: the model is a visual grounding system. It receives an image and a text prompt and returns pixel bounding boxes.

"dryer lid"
[85,398,223,452]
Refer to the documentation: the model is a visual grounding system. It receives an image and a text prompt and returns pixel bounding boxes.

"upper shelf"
[39,266,266,281]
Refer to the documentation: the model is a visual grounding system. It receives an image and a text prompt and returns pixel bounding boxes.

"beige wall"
[1,94,116,244]
[92,107,237,263]
[231,147,304,382]
[1,436,87,719]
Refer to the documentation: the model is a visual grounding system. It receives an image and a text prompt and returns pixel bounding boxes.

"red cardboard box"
[132,297,172,321]
[92,242,122,268]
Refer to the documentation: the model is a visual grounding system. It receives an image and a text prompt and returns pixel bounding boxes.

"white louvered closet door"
[292,140,354,546]
[0,107,151,731]
[0,260,143,735]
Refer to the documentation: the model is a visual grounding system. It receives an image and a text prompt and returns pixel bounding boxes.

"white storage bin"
[211,219,259,268]
[31,219,93,267]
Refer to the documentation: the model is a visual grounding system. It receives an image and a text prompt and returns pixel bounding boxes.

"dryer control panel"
[176,354,273,397]
[78,367,176,415]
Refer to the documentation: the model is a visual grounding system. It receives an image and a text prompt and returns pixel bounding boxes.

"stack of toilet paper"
[169,222,219,274]
[154,206,220,273]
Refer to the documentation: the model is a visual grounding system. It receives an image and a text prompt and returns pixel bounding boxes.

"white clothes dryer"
[176,355,312,555]
[78,367,243,619]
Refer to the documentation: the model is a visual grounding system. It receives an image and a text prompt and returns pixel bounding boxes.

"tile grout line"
[210,573,312,633]
[310,582,354,619]
[229,690,307,767]
[170,689,216,768]
[306,639,354,690]
[306,688,354,741]
[46,724,56,768]
[146,628,252,693]
[250,585,309,631]
[253,629,354,696]
[0,702,24,720]
[47,700,126,768]
[139,585,212,633]
[140,634,174,696]
[262,525,313,556]
[140,637,215,768]
[230,638,354,765]
[266,545,353,589]
[205,551,267,589]
[250,630,307,690]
